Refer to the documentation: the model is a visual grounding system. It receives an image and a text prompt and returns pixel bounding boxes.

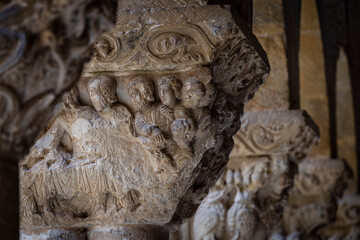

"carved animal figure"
[226,190,258,240]
[193,181,227,240]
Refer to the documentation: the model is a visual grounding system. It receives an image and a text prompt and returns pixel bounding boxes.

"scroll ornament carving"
[86,24,215,72]
[231,110,319,160]
[19,66,266,228]
[212,37,269,102]
[19,1,270,234]
[174,110,321,240]
[93,33,121,62]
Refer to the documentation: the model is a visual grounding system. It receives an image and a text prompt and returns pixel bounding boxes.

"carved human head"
[88,75,117,112]
[252,162,269,185]
[127,76,155,111]
[267,157,292,201]
[242,161,270,193]
[158,76,182,108]
[181,77,206,109]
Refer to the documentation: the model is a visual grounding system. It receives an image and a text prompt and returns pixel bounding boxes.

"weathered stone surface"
[88,226,169,240]
[320,194,360,239]
[230,110,319,161]
[19,0,269,236]
[117,0,207,10]
[0,1,118,237]
[281,158,353,239]
[172,110,320,240]
[21,229,86,240]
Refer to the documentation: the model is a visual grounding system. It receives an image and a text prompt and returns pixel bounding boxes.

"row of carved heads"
[65,74,217,174]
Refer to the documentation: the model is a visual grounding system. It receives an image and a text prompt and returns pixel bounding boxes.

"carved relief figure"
[20,76,143,220]
[193,177,229,240]
[181,77,217,154]
[226,190,258,240]
[158,76,196,164]
[88,76,133,129]
[127,76,175,173]
[22,75,133,169]
[225,164,264,240]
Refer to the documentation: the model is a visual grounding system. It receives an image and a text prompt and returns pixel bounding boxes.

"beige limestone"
[230,110,319,161]
[21,229,86,240]
[319,194,360,239]
[0,2,118,237]
[299,0,330,157]
[87,226,169,240]
[245,0,289,111]
[281,158,353,239]
[336,49,357,188]
[172,110,320,240]
[117,0,207,10]
[19,1,270,238]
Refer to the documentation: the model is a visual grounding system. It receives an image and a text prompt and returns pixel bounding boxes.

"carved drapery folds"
[172,110,320,240]
[19,1,270,235]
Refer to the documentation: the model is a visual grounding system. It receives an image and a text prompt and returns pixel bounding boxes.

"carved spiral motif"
[0,85,19,128]
[250,124,286,151]
[93,33,120,62]
[145,25,213,65]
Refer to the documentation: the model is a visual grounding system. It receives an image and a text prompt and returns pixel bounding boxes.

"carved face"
[128,77,154,111]
[181,78,206,109]
[99,80,117,104]
[88,76,117,112]
[270,158,292,200]
[159,84,176,108]
[251,162,269,187]
[242,161,270,193]
[128,88,144,111]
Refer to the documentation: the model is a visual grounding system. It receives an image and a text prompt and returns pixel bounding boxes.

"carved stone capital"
[281,158,353,238]
[320,194,360,239]
[173,109,320,240]
[19,0,269,237]
[230,110,320,161]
